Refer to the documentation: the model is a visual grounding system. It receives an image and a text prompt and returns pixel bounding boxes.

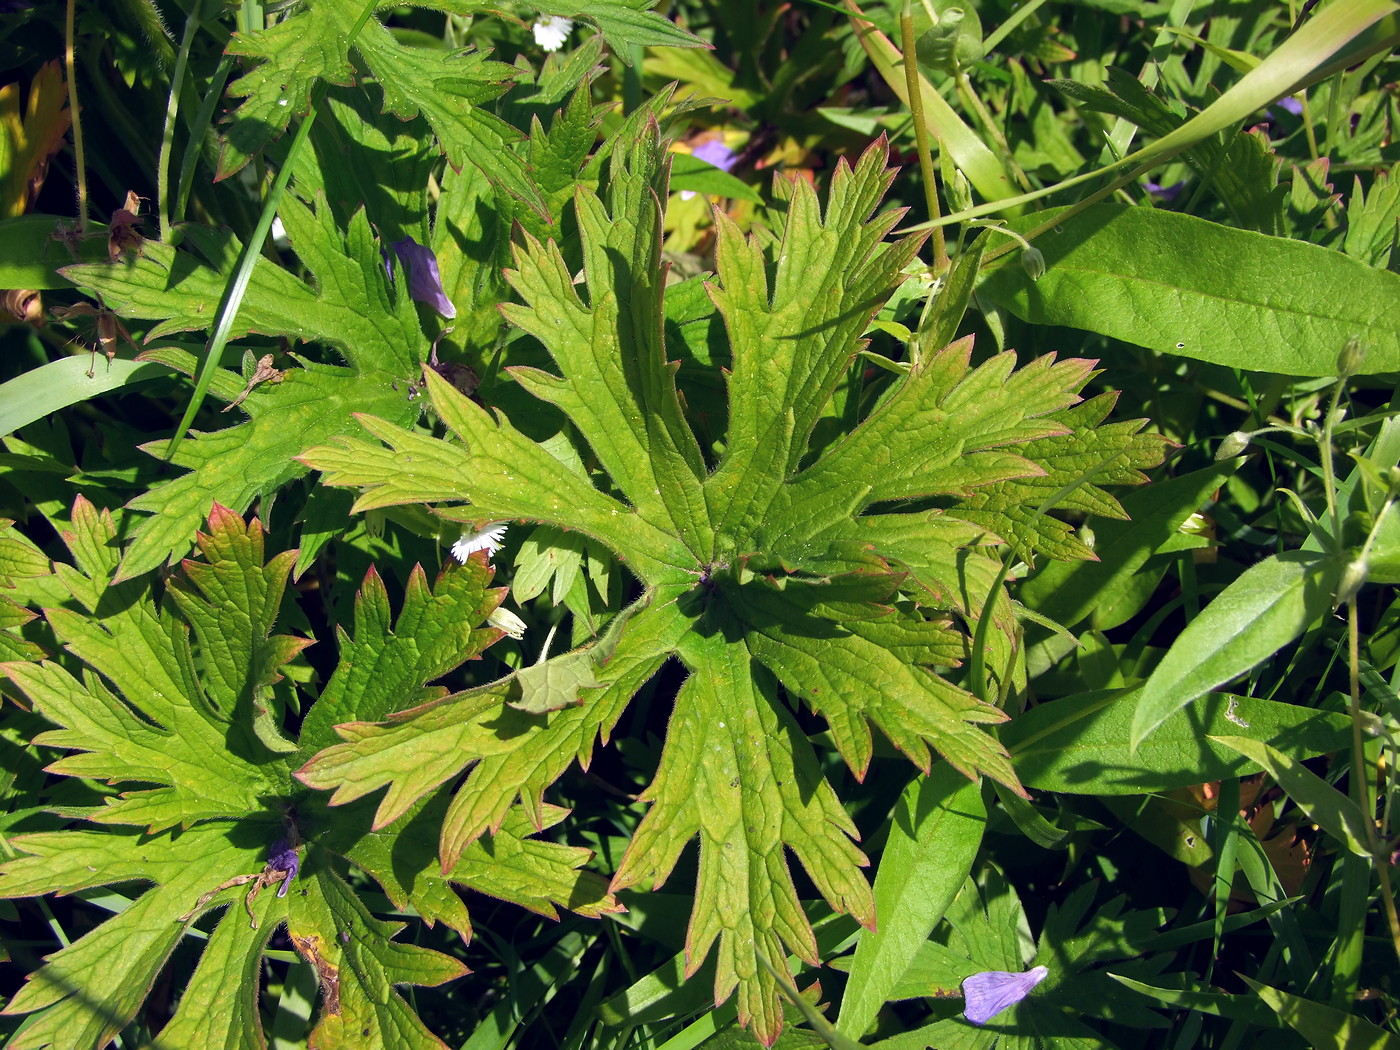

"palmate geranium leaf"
[220,0,701,202]
[0,501,617,1049]
[219,0,539,211]
[298,130,1163,1042]
[59,194,427,581]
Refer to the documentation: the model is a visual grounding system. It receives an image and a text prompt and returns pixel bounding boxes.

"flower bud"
[1215,431,1252,461]
[946,166,972,214]
[1020,246,1046,282]
[1335,556,1369,607]
[1337,336,1366,378]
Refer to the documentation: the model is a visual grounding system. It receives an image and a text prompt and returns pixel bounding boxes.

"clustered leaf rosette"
[0,500,618,1050]
[297,130,1163,1042]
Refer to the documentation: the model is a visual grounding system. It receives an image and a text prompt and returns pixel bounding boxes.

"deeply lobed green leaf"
[300,130,1163,1041]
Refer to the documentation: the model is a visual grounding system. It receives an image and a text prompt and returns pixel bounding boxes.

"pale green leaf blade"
[778,341,1094,548]
[296,680,514,829]
[501,123,711,551]
[978,204,1400,376]
[165,505,307,722]
[704,138,925,551]
[4,660,265,829]
[734,578,1016,788]
[150,895,283,1050]
[287,859,468,1049]
[1006,690,1354,795]
[613,639,874,1045]
[297,558,505,756]
[436,597,683,864]
[0,825,269,1050]
[1132,551,1345,748]
[421,368,686,578]
[449,806,621,919]
[837,765,986,1038]
[1242,976,1400,1050]
[1210,736,1373,857]
[298,596,677,849]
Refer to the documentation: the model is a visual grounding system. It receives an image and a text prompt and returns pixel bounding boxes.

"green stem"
[158,0,202,240]
[174,52,236,225]
[65,0,87,232]
[899,1,946,269]
[978,156,1162,267]
[954,67,1032,192]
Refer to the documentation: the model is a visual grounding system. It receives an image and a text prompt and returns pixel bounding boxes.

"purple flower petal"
[691,139,737,172]
[1275,96,1303,116]
[392,237,456,319]
[962,965,1048,1025]
[680,139,739,200]
[1143,179,1186,202]
[268,839,300,898]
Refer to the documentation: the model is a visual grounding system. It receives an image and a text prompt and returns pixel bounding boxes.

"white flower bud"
[1215,431,1252,461]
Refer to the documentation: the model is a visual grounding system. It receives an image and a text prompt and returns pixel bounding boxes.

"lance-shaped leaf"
[0,503,615,1049]
[299,131,1162,1043]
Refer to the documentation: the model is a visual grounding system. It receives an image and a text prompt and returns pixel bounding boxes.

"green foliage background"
[0,0,1398,1048]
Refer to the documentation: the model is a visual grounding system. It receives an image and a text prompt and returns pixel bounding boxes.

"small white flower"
[451,522,508,562]
[532,15,573,51]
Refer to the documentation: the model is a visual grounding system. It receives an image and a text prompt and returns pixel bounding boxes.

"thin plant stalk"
[65,0,87,232]
[953,68,1033,192]
[898,1,946,270]
[158,0,203,240]
[980,0,1051,55]
[174,52,235,225]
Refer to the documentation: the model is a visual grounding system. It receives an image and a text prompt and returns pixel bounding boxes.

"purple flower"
[1275,96,1303,116]
[962,965,1048,1025]
[681,139,738,200]
[391,237,456,319]
[268,839,300,898]
[1143,179,1186,202]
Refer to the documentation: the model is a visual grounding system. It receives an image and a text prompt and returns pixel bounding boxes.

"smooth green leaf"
[1210,735,1374,857]
[1132,550,1345,748]
[0,356,173,440]
[1021,461,1239,631]
[837,766,986,1038]
[978,204,1400,377]
[1242,976,1400,1050]
[1006,690,1354,795]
